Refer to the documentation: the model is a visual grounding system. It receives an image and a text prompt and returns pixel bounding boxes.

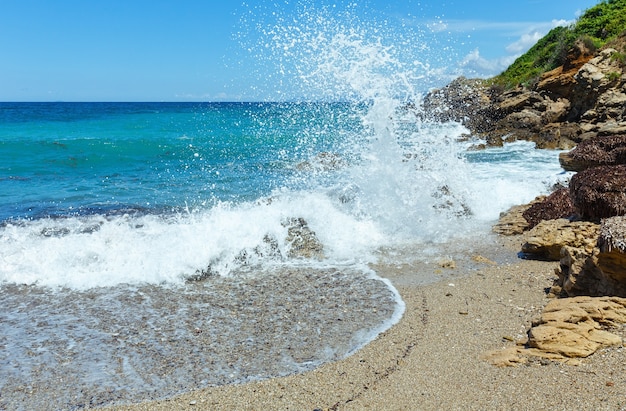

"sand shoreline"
[108,234,626,410]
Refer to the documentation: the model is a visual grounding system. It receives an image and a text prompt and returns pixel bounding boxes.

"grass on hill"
[493,0,626,89]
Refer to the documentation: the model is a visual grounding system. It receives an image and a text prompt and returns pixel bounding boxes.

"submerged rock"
[188,217,325,282]
[283,217,324,259]
[295,152,344,172]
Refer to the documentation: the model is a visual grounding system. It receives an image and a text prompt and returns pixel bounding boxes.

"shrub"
[493,0,626,88]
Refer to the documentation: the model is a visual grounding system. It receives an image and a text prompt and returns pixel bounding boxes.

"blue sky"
[0,0,602,101]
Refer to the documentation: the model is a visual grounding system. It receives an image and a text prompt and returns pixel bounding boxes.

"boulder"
[492,199,542,235]
[521,219,600,261]
[527,296,626,358]
[555,216,626,297]
[283,217,324,259]
[485,296,626,365]
[559,135,626,172]
[596,216,626,294]
[522,188,576,229]
[570,164,626,219]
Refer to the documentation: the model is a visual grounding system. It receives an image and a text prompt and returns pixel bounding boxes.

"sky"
[0,0,603,102]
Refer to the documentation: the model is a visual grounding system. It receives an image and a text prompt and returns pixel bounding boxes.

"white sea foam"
[0,138,568,289]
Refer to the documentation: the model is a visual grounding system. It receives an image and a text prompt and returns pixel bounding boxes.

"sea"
[0,7,573,410]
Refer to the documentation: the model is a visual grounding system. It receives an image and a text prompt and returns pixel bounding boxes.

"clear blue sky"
[0,0,602,101]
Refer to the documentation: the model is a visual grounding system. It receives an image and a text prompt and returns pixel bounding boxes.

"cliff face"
[423,35,626,149]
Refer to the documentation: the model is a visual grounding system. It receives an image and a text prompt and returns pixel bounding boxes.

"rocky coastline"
[424,33,626,364]
[422,34,626,150]
[101,37,626,411]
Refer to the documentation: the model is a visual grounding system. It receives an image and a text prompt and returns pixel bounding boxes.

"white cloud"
[506,31,544,54]
[419,16,577,79]
[461,18,575,77]
[458,48,518,77]
[505,19,573,54]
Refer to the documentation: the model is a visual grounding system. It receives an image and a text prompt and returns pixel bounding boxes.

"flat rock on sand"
[108,235,626,411]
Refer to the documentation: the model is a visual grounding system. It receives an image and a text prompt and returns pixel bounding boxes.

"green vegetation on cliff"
[494,0,626,88]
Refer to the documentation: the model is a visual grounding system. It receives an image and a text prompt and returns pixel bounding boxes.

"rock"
[535,123,580,149]
[569,48,625,120]
[527,296,626,358]
[541,99,571,124]
[556,217,626,297]
[557,246,606,296]
[521,219,600,261]
[437,258,456,269]
[500,110,542,131]
[536,40,595,99]
[485,296,626,366]
[283,217,324,259]
[492,202,536,235]
[471,255,497,265]
[570,164,626,220]
[522,188,576,229]
[296,152,344,172]
[559,135,626,172]
[596,216,626,294]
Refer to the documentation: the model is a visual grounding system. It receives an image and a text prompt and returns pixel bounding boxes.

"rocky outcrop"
[423,40,626,149]
[477,29,626,369]
[521,219,600,261]
[421,77,503,136]
[553,216,626,297]
[569,164,626,220]
[559,135,626,171]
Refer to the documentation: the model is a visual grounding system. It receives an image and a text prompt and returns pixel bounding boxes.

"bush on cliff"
[494,0,626,88]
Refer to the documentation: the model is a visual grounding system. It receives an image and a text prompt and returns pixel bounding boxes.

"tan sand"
[107,235,626,411]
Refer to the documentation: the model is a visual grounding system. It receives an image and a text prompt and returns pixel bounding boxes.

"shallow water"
[0,266,402,410]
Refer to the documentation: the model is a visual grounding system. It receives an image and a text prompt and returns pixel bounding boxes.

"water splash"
[0,4,569,289]
[242,3,481,242]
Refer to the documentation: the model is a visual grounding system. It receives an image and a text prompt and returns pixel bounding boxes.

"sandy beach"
[105,234,626,411]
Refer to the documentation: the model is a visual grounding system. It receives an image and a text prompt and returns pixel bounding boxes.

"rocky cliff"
[423,34,626,150]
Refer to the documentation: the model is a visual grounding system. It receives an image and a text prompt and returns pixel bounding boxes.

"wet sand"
[107,235,626,411]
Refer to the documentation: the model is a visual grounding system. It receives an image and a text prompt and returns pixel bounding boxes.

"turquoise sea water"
[0,102,362,220]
